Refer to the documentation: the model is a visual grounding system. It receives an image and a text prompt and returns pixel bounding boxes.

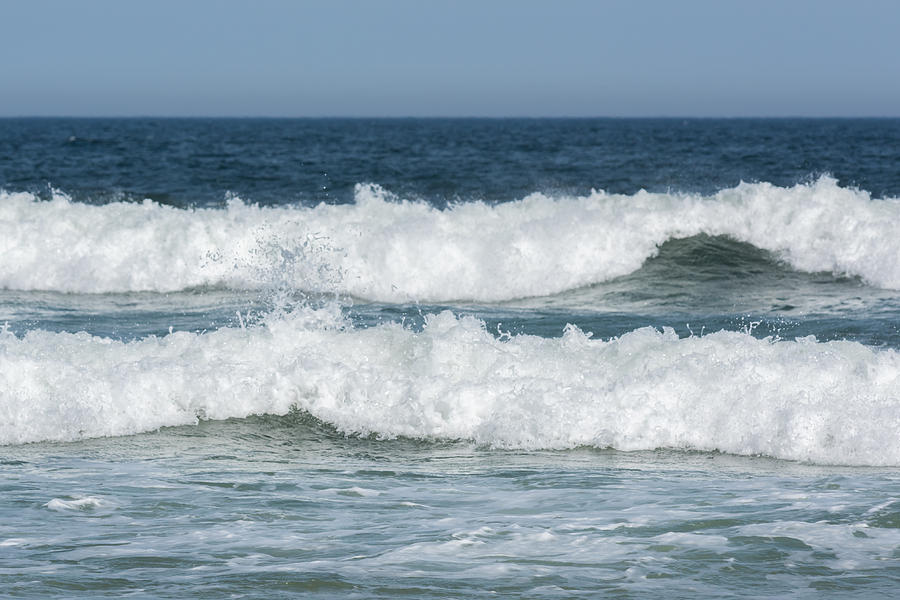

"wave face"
[2,177,899,300]
[3,309,899,466]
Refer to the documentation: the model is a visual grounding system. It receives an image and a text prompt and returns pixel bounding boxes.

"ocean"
[1,118,899,597]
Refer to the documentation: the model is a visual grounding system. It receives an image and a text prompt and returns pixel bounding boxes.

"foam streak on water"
[2,309,899,466]
[2,177,899,300]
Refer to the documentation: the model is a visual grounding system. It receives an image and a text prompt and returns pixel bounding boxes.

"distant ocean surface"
[2,118,899,598]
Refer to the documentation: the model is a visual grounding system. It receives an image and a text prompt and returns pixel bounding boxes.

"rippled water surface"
[4,417,900,598]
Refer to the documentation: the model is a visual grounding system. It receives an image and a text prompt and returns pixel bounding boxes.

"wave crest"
[2,309,899,466]
[1,177,899,299]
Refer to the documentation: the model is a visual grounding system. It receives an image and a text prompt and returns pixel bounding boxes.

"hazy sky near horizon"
[2,0,899,117]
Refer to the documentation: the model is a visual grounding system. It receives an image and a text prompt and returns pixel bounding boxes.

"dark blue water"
[3,118,899,207]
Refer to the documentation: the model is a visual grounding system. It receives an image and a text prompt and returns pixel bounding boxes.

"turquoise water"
[2,119,900,597]
[4,417,900,598]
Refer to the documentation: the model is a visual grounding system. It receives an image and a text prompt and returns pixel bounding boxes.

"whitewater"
[2,307,899,465]
[3,176,900,465]
[2,176,899,300]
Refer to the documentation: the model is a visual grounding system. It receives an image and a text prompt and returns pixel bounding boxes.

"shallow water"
[4,417,900,598]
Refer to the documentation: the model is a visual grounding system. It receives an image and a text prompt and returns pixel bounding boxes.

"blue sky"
[2,0,898,117]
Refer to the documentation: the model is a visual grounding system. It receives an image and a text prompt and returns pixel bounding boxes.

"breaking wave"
[2,308,899,466]
[1,177,899,300]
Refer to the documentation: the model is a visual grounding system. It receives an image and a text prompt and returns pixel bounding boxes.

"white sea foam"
[2,308,899,466]
[2,177,899,300]
[45,496,107,511]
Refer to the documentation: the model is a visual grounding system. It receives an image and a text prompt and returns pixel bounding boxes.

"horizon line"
[2,114,900,120]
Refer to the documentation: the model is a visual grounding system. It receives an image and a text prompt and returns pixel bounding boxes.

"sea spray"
[2,177,899,299]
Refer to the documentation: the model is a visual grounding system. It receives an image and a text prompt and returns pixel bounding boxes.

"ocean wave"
[2,177,899,300]
[2,308,899,466]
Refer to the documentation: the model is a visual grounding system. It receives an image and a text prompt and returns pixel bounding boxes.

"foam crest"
[2,310,899,466]
[45,497,107,512]
[0,190,343,294]
[2,178,900,300]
